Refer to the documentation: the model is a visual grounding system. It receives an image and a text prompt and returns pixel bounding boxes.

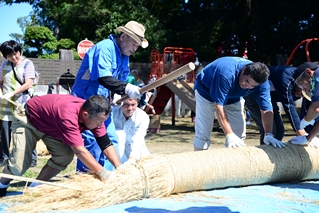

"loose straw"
[2,143,319,212]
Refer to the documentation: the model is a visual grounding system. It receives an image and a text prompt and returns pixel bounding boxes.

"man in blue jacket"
[244,62,319,144]
[72,21,148,172]
[289,63,319,147]
[193,56,285,150]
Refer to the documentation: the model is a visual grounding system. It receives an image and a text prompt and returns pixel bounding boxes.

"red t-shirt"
[26,94,107,146]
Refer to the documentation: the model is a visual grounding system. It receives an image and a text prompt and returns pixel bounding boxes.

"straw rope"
[2,143,319,212]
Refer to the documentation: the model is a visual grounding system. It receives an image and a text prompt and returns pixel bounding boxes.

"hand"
[2,92,14,99]
[264,133,285,148]
[111,93,122,108]
[309,137,319,148]
[288,135,308,145]
[29,182,42,188]
[96,168,113,181]
[300,118,315,129]
[123,157,137,166]
[125,83,140,98]
[225,133,246,148]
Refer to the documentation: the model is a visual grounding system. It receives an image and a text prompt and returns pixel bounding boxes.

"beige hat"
[117,21,148,48]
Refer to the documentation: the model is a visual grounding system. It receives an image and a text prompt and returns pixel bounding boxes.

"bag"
[11,61,39,97]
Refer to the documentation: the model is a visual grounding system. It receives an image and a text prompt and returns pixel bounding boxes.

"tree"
[23,25,58,57]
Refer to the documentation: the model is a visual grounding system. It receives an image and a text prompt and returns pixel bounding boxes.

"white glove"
[288,135,308,145]
[111,93,122,108]
[264,133,285,148]
[309,137,319,148]
[2,92,14,99]
[300,118,315,129]
[97,168,114,181]
[123,157,137,166]
[125,83,140,99]
[225,133,246,148]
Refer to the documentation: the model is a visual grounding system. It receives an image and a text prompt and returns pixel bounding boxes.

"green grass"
[8,156,76,192]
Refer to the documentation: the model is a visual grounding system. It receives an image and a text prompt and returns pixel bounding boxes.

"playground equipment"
[146,47,196,125]
[286,38,319,66]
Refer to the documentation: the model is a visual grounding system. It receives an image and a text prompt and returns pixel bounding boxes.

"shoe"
[0,158,8,167]
[30,160,37,167]
[0,188,7,197]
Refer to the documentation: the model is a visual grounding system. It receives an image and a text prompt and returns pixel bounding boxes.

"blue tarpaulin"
[2,180,317,213]
[82,181,319,213]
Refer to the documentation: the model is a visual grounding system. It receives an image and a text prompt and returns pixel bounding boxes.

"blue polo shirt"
[72,34,130,99]
[195,57,272,111]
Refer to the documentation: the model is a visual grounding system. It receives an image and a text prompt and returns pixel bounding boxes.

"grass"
[8,156,76,192]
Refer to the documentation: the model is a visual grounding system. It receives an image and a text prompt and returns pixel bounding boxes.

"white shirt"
[113,106,150,163]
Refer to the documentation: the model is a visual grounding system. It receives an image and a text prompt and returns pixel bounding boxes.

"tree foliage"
[23,25,57,57]
[2,0,319,65]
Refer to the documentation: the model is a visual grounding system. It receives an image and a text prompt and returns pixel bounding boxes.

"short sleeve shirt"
[26,94,107,146]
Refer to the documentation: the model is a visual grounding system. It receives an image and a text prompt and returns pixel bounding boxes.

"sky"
[0,3,33,43]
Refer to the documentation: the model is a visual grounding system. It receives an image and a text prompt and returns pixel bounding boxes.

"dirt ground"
[145,114,296,155]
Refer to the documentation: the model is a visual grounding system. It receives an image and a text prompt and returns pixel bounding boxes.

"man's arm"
[95,134,121,168]
[71,146,103,173]
[215,103,233,135]
[102,145,121,168]
[261,109,285,148]
[304,102,319,121]
[261,110,274,134]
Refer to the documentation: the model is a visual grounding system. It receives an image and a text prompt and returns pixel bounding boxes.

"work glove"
[289,136,319,148]
[263,133,285,148]
[97,168,113,181]
[111,93,122,108]
[300,118,315,129]
[29,182,42,188]
[288,135,308,145]
[225,133,246,148]
[2,92,14,99]
[123,157,138,166]
[309,137,319,148]
[125,83,140,99]
[1,92,14,99]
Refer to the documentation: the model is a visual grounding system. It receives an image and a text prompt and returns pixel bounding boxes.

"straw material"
[2,143,319,212]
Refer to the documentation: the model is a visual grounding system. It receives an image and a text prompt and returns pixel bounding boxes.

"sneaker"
[30,160,37,167]
[0,188,7,197]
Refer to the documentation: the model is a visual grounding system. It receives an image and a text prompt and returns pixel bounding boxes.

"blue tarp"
[2,181,319,213]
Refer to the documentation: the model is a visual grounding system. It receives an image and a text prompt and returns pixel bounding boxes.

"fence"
[0,57,152,85]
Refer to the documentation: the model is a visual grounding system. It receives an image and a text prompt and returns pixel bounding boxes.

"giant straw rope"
[2,143,319,212]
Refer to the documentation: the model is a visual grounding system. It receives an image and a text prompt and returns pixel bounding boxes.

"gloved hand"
[2,92,14,99]
[264,133,285,148]
[125,83,140,98]
[309,137,319,148]
[300,118,315,129]
[29,182,42,188]
[123,157,137,166]
[288,135,308,145]
[111,93,122,108]
[225,133,246,148]
[97,168,113,181]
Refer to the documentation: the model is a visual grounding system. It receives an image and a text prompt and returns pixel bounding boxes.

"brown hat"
[117,21,148,48]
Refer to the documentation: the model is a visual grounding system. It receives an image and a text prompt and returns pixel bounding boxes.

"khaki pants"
[6,104,74,176]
